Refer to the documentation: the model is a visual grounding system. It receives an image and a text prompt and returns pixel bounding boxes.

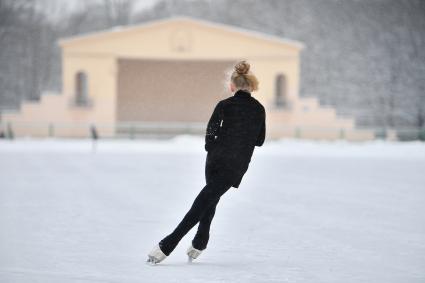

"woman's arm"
[255,108,266,147]
[205,101,223,152]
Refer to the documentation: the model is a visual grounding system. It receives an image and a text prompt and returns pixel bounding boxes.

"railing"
[0,121,424,141]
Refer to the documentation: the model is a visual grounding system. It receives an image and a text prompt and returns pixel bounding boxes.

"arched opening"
[275,73,287,107]
[75,71,88,106]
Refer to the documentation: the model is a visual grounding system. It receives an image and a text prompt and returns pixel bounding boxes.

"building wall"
[62,54,117,125]
[249,58,300,107]
[117,59,234,122]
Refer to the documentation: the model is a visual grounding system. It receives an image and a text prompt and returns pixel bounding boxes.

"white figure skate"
[186,245,202,262]
[146,244,167,265]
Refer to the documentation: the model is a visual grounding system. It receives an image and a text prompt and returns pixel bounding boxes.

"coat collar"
[234,89,252,98]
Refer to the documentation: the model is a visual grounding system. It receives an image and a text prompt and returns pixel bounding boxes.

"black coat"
[204,89,266,188]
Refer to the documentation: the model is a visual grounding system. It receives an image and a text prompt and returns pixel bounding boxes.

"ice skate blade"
[146,256,159,265]
[186,245,202,261]
[147,244,167,265]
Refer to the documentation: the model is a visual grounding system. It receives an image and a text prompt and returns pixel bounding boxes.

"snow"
[0,136,424,282]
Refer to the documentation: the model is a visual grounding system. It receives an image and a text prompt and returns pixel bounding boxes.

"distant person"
[147,60,266,264]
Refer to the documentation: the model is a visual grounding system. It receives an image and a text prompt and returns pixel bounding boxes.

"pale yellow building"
[0,16,373,140]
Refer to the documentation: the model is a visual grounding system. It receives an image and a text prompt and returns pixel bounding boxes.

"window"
[275,73,287,107]
[75,71,88,106]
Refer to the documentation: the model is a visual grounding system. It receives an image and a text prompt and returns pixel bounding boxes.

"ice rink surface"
[1,136,424,283]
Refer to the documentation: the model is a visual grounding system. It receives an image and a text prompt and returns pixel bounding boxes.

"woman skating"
[147,60,266,264]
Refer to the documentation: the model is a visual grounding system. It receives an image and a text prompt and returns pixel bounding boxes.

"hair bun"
[235,60,250,75]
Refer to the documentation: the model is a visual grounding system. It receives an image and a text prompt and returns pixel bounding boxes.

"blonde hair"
[230,60,259,92]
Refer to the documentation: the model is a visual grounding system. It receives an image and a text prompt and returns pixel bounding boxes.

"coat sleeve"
[255,107,266,147]
[205,101,223,152]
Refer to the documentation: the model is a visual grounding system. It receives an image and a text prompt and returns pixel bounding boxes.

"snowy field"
[1,136,424,283]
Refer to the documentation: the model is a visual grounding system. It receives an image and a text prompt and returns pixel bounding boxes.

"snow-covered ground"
[1,136,424,283]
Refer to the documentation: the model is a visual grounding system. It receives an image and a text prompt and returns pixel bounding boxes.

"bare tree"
[0,0,56,107]
[103,0,134,26]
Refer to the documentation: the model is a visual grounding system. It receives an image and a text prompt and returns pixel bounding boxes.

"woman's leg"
[159,177,232,256]
[192,196,220,250]
[189,155,220,251]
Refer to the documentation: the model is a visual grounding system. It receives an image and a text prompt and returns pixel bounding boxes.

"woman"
[147,60,266,264]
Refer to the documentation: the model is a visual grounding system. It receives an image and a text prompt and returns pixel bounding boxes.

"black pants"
[159,158,235,256]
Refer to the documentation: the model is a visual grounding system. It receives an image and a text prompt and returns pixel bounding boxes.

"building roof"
[58,16,305,49]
